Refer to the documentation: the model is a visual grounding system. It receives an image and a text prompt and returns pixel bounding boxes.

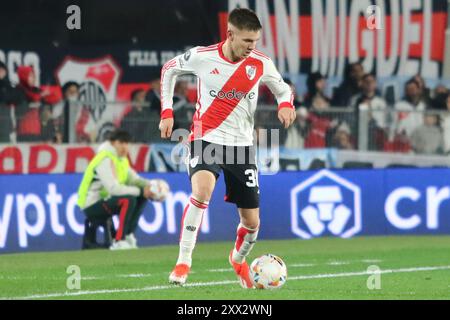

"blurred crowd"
[1,61,450,155]
[0,63,194,144]
[0,63,62,143]
[119,77,195,144]
[257,62,450,155]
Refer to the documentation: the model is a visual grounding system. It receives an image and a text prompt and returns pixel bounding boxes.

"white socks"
[176,196,209,267]
[232,223,259,264]
[176,198,258,267]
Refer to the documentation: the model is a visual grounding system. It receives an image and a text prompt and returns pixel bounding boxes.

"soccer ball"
[249,254,287,289]
[148,179,170,201]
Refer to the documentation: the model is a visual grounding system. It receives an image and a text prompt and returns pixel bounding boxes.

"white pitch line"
[361,259,382,263]
[290,263,316,267]
[289,265,450,280]
[4,280,237,300]
[3,265,450,300]
[207,268,233,272]
[81,276,100,280]
[327,261,350,266]
[81,274,153,281]
[117,273,152,278]
[0,259,388,281]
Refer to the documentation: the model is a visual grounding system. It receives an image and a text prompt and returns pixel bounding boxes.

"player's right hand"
[278,107,296,129]
[143,180,170,201]
[143,185,153,199]
[159,118,174,139]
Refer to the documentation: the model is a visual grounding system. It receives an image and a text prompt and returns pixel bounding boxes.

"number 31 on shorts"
[245,169,259,187]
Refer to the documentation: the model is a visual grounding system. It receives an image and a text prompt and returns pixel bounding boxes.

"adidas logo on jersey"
[210,68,220,74]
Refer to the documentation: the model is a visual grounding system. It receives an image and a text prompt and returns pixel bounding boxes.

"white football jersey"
[160,41,294,146]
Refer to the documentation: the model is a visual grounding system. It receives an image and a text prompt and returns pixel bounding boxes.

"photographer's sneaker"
[169,263,190,285]
[229,251,254,289]
[109,239,133,250]
[125,234,138,249]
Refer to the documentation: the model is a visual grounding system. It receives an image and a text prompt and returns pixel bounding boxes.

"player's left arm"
[126,167,149,189]
[159,47,201,138]
[261,59,296,128]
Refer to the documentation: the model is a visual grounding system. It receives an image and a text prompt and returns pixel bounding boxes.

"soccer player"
[77,129,169,250]
[159,8,296,287]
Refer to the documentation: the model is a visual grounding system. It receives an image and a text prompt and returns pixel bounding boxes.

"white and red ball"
[249,254,288,289]
[148,179,170,201]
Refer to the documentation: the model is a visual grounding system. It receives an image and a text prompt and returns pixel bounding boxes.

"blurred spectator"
[15,66,60,142]
[431,91,449,111]
[332,62,364,107]
[435,92,450,154]
[432,84,448,99]
[142,74,165,143]
[62,81,80,101]
[303,72,330,109]
[303,77,347,148]
[120,89,155,143]
[255,107,284,147]
[410,113,443,154]
[283,107,309,149]
[283,77,302,107]
[15,66,42,142]
[350,73,388,150]
[173,80,195,132]
[258,77,301,146]
[393,79,427,139]
[301,84,341,148]
[145,74,161,114]
[311,95,331,111]
[303,110,333,148]
[54,81,80,142]
[331,122,354,150]
[412,74,431,105]
[0,61,15,142]
[350,74,387,127]
[40,104,57,143]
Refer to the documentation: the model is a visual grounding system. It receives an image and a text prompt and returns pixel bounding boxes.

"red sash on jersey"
[190,57,264,140]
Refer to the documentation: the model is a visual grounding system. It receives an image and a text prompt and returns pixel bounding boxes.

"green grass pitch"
[0,236,449,300]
